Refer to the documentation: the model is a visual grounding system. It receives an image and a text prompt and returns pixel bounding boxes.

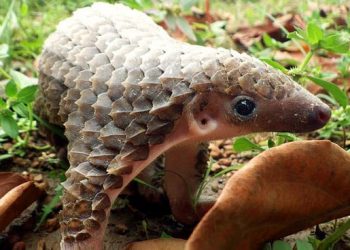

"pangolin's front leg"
[164,142,210,225]
[135,142,212,225]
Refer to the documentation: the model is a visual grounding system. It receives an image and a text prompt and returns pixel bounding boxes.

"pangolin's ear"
[184,93,224,137]
[187,110,219,136]
[185,92,252,140]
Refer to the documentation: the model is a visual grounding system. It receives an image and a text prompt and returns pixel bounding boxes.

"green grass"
[0,0,101,73]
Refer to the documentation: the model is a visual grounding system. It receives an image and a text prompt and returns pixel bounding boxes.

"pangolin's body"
[35,3,331,249]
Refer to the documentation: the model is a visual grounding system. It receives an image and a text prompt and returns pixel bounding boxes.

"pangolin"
[34,3,331,249]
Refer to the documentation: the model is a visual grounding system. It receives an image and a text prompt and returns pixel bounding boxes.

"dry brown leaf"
[186,140,350,250]
[232,14,305,48]
[0,181,43,231]
[126,238,186,250]
[0,173,27,198]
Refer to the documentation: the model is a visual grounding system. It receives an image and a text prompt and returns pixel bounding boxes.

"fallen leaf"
[0,173,27,198]
[0,181,43,231]
[232,14,305,48]
[186,140,350,250]
[126,238,186,250]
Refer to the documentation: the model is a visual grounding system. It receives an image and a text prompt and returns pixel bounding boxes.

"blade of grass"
[212,164,243,178]
[133,177,158,191]
[33,113,65,139]
[307,76,348,108]
[194,158,214,207]
[0,0,16,42]
[35,185,63,231]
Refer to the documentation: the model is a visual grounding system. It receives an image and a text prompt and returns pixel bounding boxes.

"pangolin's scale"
[35,3,295,242]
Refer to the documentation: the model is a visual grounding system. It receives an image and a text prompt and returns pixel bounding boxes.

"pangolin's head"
[187,50,331,140]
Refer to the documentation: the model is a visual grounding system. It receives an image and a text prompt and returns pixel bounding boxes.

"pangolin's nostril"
[315,105,331,125]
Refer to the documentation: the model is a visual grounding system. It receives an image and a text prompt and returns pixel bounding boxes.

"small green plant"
[318,105,350,147]
[0,70,38,154]
[193,20,233,48]
[317,219,350,250]
[259,19,349,109]
[265,219,350,250]
[232,132,299,154]
[0,0,71,159]
[337,56,350,79]
[264,239,313,250]
[35,184,63,231]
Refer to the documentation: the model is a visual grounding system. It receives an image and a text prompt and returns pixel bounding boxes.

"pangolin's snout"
[260,96,332,133]
[277,102,331,133]
[283,88,333,132]
[308,104,331,129]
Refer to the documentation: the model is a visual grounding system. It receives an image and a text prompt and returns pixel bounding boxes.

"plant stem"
[318,219,350,250]
[298,50,313,72]
[133,177,158,191]
[24,103,33,146]
[0,0,16,41]
[205,0,210,16]
[0,67,11,79]
[194,158,214,207]
[264,12,306,55]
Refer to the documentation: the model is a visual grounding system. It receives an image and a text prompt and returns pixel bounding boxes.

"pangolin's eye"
[232,97,256,119]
